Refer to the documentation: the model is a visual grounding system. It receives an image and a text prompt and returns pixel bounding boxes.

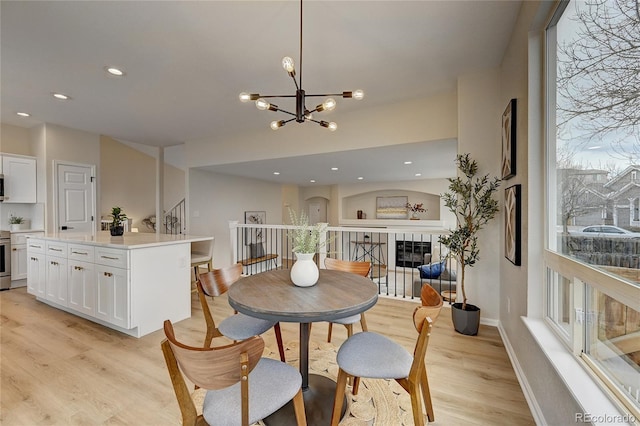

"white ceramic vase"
[290,252,319,287]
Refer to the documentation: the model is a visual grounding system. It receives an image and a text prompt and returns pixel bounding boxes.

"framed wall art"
[376,196,408,219]
[501,98,517,180]
[504,184,521,266]
[244,211,266,245]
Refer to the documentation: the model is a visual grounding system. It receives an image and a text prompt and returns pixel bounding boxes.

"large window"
[546,0,640,416]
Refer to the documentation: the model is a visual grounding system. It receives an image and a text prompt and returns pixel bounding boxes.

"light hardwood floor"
[0,287,534,425]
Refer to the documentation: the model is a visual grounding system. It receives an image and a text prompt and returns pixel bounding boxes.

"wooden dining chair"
[161,320,307,426]
[196,263,286,362]
[323,257,371,342]
[330,295,442,425]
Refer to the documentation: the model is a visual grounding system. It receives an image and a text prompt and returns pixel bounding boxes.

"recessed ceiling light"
[16,112,30,117]
[273,172,280,175]
[404,161,412,165]
[52,93,70,100]
[310,179,316,183]
[105,66,125,76]
[331,167,339,171]
[357,176,364,180]
[415,173,422,177]
[587,146,602,150]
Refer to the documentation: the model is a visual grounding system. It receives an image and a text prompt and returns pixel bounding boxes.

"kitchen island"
[26,232,213,338]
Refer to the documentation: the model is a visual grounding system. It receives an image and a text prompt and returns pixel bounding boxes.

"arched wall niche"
[342,189,440,221]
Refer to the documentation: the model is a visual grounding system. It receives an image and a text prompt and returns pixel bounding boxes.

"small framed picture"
[501,98,517,180]
[504,184,521,266]
[244,211,266,245]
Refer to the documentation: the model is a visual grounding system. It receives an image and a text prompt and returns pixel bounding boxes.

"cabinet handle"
[29,245,42,249]
[103,272,113,277]
[74,266,83,271]
[31,257,38,261]
[71,251,88,255]
[50,261,58,266]
[101,256,119,260]
[12,248,17,251]
[50,248,63,252]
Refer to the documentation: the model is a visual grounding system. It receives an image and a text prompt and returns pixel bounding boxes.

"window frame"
[543,0,640,418]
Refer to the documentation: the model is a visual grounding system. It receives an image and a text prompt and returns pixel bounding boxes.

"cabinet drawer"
[12,232,45,245]
[95,247,128,269]
[46,241,67,257]
[68,244,95,262]
[26,238,46,254]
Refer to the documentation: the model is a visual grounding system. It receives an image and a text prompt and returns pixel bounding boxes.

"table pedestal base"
[264,374,347,426]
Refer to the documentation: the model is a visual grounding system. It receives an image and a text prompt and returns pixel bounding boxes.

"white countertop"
[35,232,213,249]
[9,229,45,233]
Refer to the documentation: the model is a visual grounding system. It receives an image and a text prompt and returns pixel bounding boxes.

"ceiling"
[0,0,521,185]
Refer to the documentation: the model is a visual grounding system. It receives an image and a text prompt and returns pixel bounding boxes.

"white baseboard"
[498,321,546,426]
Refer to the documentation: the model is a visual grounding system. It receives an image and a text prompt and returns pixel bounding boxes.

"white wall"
[457,69,502,322]
[188,168,283,267]
[185,91,457,168]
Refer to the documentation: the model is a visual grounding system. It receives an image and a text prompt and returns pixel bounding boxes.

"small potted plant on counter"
[9,214,24,232]
[109,206,128,236]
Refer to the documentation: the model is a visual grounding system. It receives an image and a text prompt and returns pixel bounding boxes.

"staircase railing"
[163,198,185,234]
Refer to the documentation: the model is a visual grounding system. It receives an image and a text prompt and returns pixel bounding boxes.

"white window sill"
[522,317,635,425]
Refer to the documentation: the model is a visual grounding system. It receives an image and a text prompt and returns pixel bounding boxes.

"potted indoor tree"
[109,206,128,236]
[439,153,500,335]
[288,208,328,287]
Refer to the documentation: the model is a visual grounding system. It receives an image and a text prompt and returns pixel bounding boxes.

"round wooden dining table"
[227,268,378,426]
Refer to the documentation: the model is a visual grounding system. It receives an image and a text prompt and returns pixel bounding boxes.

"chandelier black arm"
[304,93,354,98]
[273,108,297,117]
[258,95,297,99]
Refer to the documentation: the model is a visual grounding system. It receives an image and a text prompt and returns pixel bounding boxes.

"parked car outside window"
[574,225,640,238]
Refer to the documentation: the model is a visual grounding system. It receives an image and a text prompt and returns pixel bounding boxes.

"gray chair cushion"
[331,314,361,325]
[336,332,413,379]
[202,358,301,425]
[218,313,276,340]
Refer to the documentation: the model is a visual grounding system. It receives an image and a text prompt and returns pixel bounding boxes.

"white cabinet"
[11,244,27,281]
[11,232,45,281]
[68,260,96,316]
[25,234,196,338]
[95,247,130,328]
[1,154,36,203]
[26,238,46,296]
[95,264,130,329]
[45,241,68,306]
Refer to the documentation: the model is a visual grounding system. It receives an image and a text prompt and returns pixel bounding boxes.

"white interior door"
[308,202,321,225]
[56,163,96,234]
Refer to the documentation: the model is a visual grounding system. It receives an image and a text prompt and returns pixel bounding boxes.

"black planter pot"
[451,302,481,335]
[110,225,124,236]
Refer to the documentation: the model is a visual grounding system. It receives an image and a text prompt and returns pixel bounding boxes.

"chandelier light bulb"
[328,122,338,131]
[239,92,251,102]
[353,90,364,100]
[304,111,313,120]
[256,98,270,110]
[282,57,295,73]
[323,98,336,111]
[271,120,286,130]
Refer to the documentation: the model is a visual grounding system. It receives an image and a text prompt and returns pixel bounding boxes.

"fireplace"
[395,240,431,268]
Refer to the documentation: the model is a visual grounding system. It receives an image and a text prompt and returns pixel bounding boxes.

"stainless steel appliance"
[0,231,10,290]
[0,173,4,201]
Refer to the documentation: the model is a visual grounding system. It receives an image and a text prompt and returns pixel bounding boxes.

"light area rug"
[263,340,423,426]
[190,339,421,425]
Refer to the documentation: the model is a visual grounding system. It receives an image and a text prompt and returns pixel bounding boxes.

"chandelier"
[239,0,363,131]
